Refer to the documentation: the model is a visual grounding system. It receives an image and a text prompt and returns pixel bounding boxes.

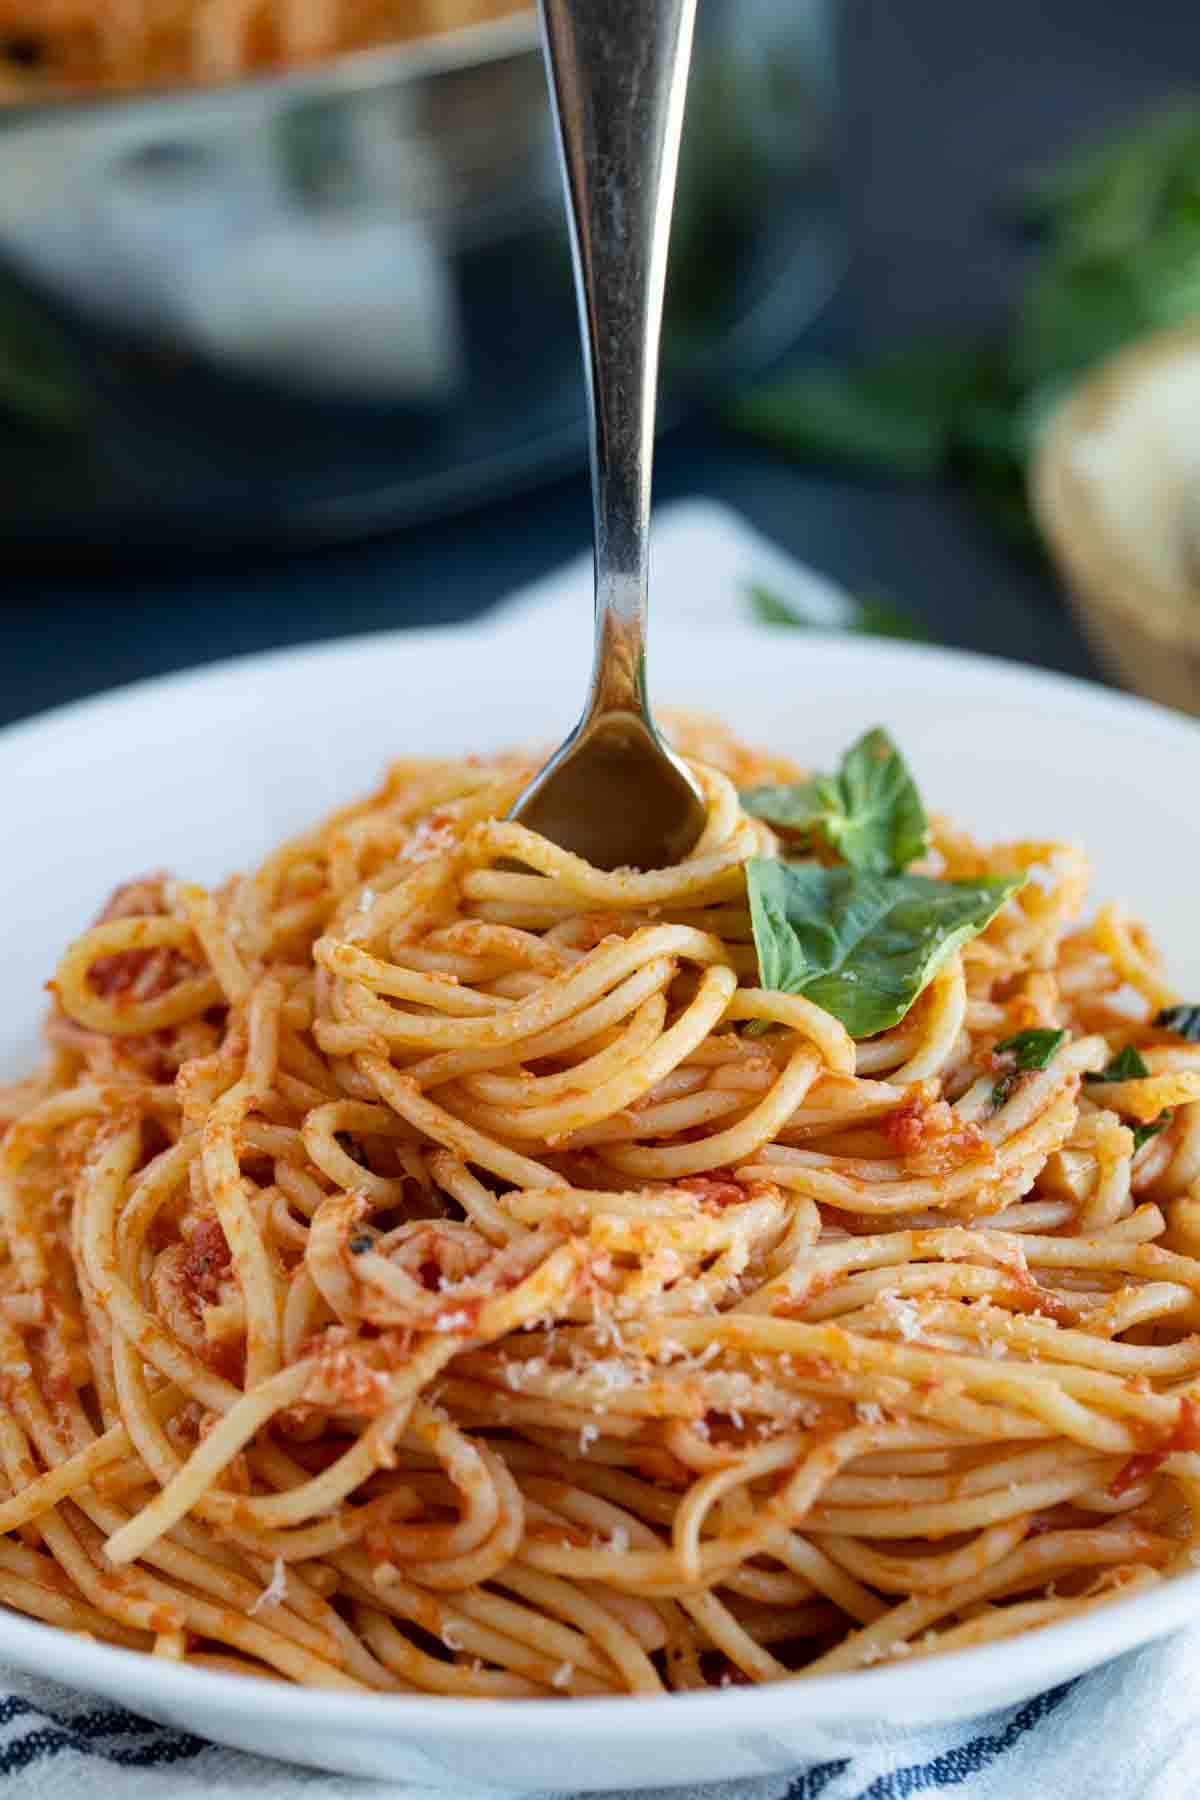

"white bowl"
[4,621,1200,1786]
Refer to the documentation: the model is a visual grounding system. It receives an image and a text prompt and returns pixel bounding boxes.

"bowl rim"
[3,622,1200,1736]
[0,1546,1197,1735]
[1030,319,1200,652]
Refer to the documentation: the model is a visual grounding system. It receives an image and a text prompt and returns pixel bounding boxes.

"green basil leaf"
[830,731,929,875]
[991,1028,1067,1106]
[994,1028,1068,1072]
[745,860,1023,1040]
[1086,1044,1151,1083]
[1154,1005,1200,1043]
[741,728,928,878]
[739,774,830,839]
[1132,1113,1172,1152]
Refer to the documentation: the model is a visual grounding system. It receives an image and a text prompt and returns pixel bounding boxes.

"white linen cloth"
[4,500,1194,1800]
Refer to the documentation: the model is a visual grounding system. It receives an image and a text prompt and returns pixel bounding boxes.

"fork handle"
[538,0,697,719]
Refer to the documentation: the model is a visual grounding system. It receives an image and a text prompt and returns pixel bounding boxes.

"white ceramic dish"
[3,621,1200,1787]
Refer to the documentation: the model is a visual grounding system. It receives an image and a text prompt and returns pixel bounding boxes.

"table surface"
[3,0,1196,732]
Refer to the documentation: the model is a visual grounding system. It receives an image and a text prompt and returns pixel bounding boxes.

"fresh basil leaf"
[1154,1005,1200,1042]
[994,1027,1068,1071]
[829,730,928,875]
[1132,1113,1172,1151]
[741,728,928,878]
[990,1027,1067,1108]
[745,860,1023,1040]
[1086,1044,1151,1083]
[739,775,828,838]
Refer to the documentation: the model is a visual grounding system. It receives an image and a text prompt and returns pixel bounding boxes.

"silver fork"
[506,0,707,871]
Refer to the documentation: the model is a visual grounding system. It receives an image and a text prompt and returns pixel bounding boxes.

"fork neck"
[538,0,698,726]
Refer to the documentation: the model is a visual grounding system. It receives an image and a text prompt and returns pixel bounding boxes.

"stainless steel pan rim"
[0,7,540,131]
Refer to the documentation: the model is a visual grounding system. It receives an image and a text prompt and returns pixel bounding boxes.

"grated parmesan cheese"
[248,1556,287,1616]
[880,1290,923,1341]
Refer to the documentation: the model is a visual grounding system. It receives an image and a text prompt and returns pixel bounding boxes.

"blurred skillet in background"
[0,0,842,559]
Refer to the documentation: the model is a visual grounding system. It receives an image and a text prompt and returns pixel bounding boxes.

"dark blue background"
[4,0,1197,731]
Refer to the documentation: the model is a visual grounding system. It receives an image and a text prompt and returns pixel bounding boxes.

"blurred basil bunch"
[729,97,1200,543]
[0,275,83,433]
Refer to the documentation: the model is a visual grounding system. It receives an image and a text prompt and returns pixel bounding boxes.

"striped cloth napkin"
[3,500,1196,1798]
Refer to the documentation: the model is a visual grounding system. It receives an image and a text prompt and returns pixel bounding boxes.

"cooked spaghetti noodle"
[3,712,1200,1698]
[0,1,521,99]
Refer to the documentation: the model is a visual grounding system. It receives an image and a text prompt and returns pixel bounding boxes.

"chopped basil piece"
[995,1028,1068,1070]
[745,859,1022,1040]
[1154,1005,1200,1043]
[741,728,927,877]
[1132,1114,1171,1152]
[991,1027,1067,1108]
[1086,1044,1151,1084]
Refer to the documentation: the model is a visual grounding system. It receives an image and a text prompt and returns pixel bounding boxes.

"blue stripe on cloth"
[783,1757,851,1798]
[0,1695,206,1773]
[781,1682,1076,1800]
[848,1682,1077,1799]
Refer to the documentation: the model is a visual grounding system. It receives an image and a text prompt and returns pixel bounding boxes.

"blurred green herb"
[728,95,1200,546]
[1154,1004,1200,1041]
[0,282,83,433]
[747,582,927,642]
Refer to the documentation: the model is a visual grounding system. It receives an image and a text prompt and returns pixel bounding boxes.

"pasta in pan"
[3,712,1200,1698]
[0,1,522,99]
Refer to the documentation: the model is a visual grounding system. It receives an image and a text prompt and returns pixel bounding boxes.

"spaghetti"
[2,712,1200,1698]
[0,1,522,99]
